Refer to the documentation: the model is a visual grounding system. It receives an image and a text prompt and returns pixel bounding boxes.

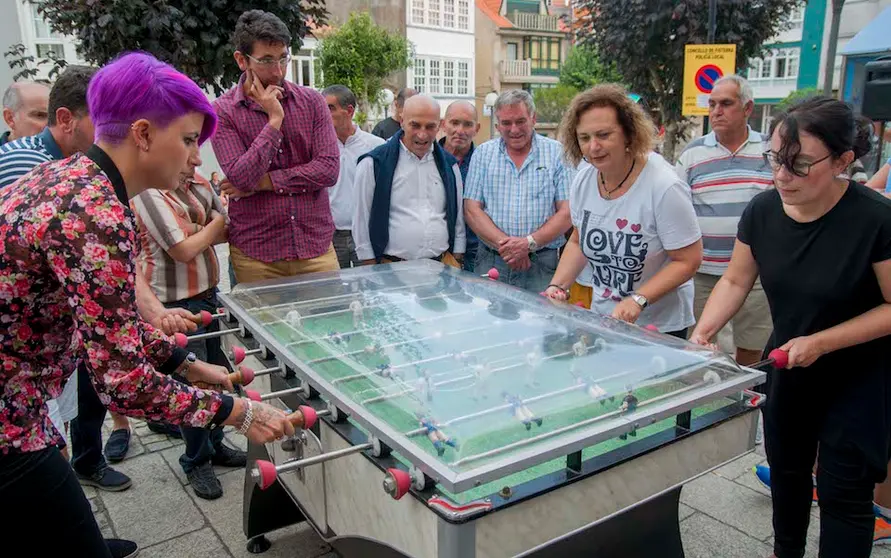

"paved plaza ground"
[81,245,891,557]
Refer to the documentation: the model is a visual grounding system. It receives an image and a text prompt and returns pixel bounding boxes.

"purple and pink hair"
[87,52,217,146]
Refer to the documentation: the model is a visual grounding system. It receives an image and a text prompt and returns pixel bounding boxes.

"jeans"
[69,363,109,476]
[333,229,358,269]
[475,244,558,294]
[163,289,229,473]
[0,447,111,556]
[764,396,879,558]
[462,237,479,273]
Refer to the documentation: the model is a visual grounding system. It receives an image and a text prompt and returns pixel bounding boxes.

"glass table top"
[222,260,764,493]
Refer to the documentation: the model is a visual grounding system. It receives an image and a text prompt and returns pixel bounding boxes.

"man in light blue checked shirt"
[464,90,572,293]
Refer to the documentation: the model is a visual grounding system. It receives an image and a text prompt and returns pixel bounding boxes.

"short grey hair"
[712,74,754,106]
[321,84,357,110]
[494,89,535,119]
[2,83,24,111]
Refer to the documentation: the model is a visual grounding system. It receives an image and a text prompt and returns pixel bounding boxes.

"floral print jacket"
[0,148,226,453]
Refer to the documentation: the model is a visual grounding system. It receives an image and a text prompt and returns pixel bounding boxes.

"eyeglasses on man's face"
[763,150,832,177]
[244,53,291,67]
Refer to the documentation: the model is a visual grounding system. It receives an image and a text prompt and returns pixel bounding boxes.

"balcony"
[508,11,561,32]
[500,58,532,80]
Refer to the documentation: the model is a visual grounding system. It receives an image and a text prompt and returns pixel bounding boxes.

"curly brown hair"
[558,84,655,167]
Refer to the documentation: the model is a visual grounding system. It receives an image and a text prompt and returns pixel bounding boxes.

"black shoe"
[104,428,131,463]
[187,461,223,500]
[211,443,247,468]
[106,538,139,558]
[77,465,132,492]
[146,421,183,439]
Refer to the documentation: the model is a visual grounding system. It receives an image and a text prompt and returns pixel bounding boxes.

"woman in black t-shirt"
[691,97,891,558]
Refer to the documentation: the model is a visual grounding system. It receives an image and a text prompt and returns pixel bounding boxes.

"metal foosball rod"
[452,380,707,467]
[233,365,284,383]
[247,278,441,314]
[191,367,257,390]
[230,346,266,365]
[244,385,305,402]
[253,441,374,490]
[172,325,243,348]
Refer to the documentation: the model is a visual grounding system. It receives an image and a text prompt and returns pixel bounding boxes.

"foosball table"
[204,260,772,558]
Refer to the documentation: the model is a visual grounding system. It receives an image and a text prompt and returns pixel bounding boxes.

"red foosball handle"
[231,346,246,365]
[254,460,278,490]
[245,389,261,402]
[292,405,317,430]
[230,366,254,386]
[483,268,499,280]
[644,324,659,332]
[768,348,789,369]
[385,468,411,500]
[174,332,188,348]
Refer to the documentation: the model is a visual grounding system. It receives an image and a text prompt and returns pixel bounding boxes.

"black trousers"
[0,447,111,556]
[69,362,109,476]
[764,401,879,558]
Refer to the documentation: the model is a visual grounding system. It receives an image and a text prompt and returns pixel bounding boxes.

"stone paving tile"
[681,473,774,540]
[145,439,175,452]
[158,445,244,486]
[141,433,172,445]
[100,452,206,548]
[680,513,773,558]
[679,503,696,521]
[732,466,772,498]
[141,527,232,558]
[714,451,766,481]
[188,468,331,558]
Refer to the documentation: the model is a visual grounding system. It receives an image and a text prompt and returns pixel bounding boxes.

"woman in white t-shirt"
[544,85,703,336]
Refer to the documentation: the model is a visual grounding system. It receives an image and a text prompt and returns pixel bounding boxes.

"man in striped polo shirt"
[131,170,247,500]
[675,75,773,366]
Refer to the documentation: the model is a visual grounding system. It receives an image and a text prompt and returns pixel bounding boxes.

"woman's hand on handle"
[611,297,643,324]
[543,285,568,301]
[185,360,234,392]
[778,336,826,368]
[225,399,295,445]
[688,332,720,352]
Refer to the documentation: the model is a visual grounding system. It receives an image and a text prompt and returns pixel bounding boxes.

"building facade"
[474,0,572,141]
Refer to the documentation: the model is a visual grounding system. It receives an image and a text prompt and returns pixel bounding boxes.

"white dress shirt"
[353,140,466,261]
[329,127,385,230]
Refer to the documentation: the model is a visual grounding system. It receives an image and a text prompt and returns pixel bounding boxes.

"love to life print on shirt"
[580,209,648,301]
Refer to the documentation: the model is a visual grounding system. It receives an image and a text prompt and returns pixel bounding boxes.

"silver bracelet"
[237,399,254,436]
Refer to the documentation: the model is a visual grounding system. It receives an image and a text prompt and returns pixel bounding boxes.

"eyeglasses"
[244,53,291,67]
[762,150,832,177]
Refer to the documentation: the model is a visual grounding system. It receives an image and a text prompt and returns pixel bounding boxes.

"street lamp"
[379,89,395,118]
[484,91,499,139]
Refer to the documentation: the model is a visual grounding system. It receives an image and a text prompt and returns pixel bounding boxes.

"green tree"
[559,45,623,91]
[574,0,800,160]
[777,87,821,112]
[317,12,413,127]
[4,43,67,82]
[534,84,580,123]
[34,0,328,94]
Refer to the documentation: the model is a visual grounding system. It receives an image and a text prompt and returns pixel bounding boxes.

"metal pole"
[702,0,718,135]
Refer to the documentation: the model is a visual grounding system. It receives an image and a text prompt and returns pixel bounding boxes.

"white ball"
[651,355,667,374]
[349,301,362,312]
[593,338,606,352]
[703,370,721,385]
[286,310,302,328]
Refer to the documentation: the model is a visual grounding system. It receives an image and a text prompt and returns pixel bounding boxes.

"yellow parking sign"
[682,44,737,116]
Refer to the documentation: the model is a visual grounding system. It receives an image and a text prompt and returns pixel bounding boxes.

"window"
[31,3,66,61]
[411,0,470,30]
[747,48,799,82]
[292,48,317,88]
[414,58,427,92]
[457,61,469,96]
[507,43,519,60]
[523,37,561,74]
[411,56,472,96]
[787,3,805,30]
[412,0,426,25]
[750,104,774,134]
[443,60,455,95]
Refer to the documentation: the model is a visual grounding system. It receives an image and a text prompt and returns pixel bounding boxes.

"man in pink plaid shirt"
[212,10,341,283]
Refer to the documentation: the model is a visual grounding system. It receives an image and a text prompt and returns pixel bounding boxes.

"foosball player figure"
[572,335,589,357]
[329,330,345,345]
[579,377,607,401]
[524,351,542,387]
[416,372,435,402]
[417,415,458,456]
[502,392,543,431]
[620,391,639,414]
[349,300,363,327]
[376,363,393,378]
[471,363,492,400]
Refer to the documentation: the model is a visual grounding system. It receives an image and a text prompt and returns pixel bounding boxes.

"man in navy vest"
[353,95,466,266]
[439,100,479,272]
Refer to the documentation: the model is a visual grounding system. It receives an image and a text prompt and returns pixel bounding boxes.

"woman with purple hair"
[0,52,294,556]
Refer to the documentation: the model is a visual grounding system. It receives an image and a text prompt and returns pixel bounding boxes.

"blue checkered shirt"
[463,134,570,249]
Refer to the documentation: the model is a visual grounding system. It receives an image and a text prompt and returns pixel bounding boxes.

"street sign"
[683,44,737,116]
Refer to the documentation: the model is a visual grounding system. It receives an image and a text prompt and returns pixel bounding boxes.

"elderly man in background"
[353,95,465,265]
[439,100,480,272]
[1,81,49,145]
[322,84,384,268]
[372,87,417,140]
[463,89,571,292]
[675,74,773,366]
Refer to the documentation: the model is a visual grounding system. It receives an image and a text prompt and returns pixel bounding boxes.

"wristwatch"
[177,351,197,375]
[630,293,649,309]
[526,235,538,252]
